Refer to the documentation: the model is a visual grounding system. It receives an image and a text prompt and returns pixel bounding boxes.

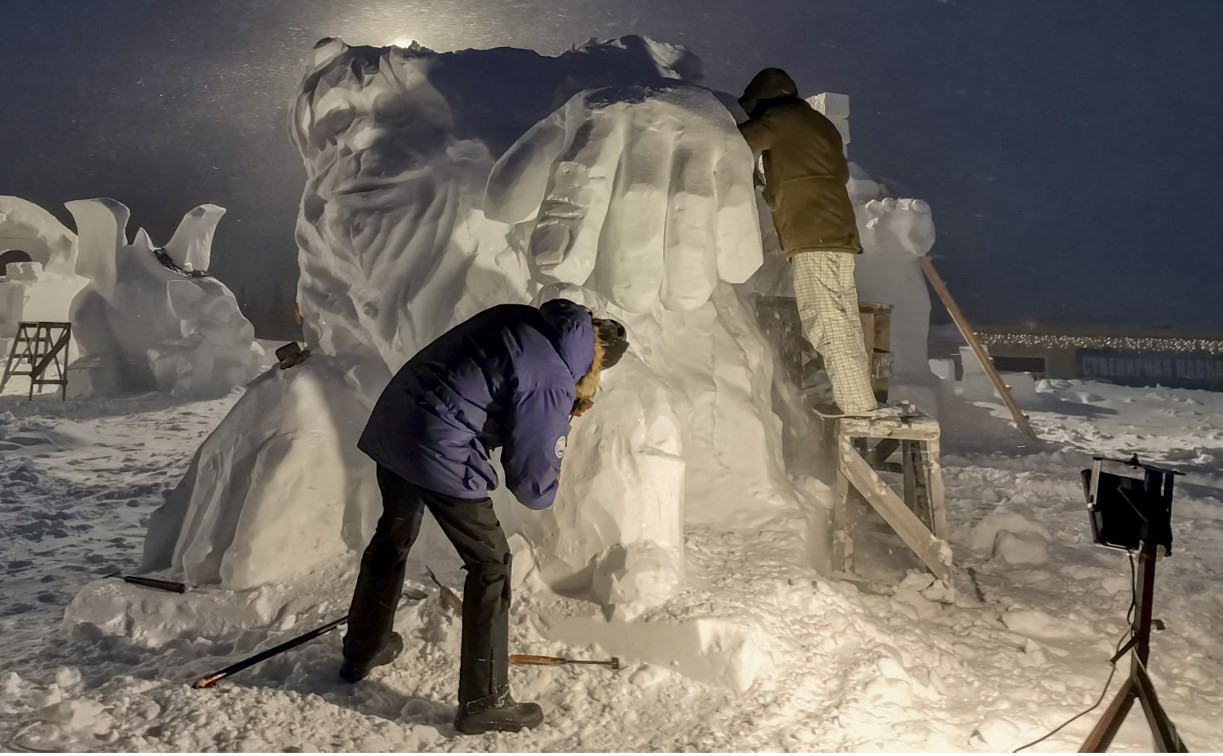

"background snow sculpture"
[66,199,264,397]
[856,197,937,383]
[0,196,89,362]
[146,37,815,613]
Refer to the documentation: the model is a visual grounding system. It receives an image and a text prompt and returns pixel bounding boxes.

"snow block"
[539,611,774,692]
[808,92,850,119]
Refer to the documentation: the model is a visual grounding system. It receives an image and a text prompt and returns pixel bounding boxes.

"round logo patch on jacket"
[555,435,567,460]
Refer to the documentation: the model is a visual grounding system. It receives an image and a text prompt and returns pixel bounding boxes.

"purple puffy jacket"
[357,299,594,509]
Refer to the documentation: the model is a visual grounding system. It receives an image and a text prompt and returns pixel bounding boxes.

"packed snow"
[3,376,1221,750]
[2,34,1221,754]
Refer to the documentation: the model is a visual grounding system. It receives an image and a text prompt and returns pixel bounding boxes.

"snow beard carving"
[573,332,605,417]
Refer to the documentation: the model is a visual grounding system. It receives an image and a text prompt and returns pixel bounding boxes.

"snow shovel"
[190,587,428,689]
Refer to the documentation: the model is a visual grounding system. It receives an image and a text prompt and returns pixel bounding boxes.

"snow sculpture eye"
[310,106,356,149]
[374,93,412,125]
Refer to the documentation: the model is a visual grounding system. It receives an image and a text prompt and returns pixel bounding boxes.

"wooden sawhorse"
[832,407,952,580]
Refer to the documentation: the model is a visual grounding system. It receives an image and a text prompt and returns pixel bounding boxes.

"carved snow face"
[290,42,496,370]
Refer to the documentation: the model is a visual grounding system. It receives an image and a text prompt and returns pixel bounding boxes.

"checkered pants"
[792,250,877,413]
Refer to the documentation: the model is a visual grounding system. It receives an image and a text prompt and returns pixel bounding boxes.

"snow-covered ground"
[2,376,1220,752]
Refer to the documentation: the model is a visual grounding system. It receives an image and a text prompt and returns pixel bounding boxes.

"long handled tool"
[190,587,427,689]
[426,566,464,614]
[510,653,621,670]
[192,615,348,688]
[917,254,1038,440]
[105,573,187,593]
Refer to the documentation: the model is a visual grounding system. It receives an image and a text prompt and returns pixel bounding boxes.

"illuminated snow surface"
[2,36,1221,753]
[2,375,1221,751]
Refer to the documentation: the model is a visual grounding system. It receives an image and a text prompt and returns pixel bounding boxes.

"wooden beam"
[917,255,1038,440]
[839,438,952,579]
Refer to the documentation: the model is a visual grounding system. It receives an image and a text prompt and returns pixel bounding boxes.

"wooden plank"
[917,255,1038,440]
[833,451,853,574]
[839,438,952,579]
[839,417,940,441]
[866,438,900,467]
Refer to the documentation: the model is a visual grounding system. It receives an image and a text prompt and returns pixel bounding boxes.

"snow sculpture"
[143,358,380,588]
[856,197,937,382]
[67,199,263,397]
[0,197,89,360]
[146,37,806,613]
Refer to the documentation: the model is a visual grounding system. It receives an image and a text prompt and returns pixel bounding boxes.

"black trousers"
[344,465,512,707]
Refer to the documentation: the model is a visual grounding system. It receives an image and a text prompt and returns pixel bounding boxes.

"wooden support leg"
[1080,678,1137,753]
[926,438,947,537]
[838,437,951,580]
[833,451,853,574]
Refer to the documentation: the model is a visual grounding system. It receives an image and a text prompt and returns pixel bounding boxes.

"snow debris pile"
[0,195,262,397]
[134,36,811,621]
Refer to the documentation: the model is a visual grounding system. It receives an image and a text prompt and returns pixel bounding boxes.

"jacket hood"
[740,67,799,116]
[539,298,595,383]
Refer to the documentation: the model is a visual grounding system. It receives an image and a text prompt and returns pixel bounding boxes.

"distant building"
[931,325,1223,392]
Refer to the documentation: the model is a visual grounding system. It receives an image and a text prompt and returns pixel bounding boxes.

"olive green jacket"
[739,96,861,257]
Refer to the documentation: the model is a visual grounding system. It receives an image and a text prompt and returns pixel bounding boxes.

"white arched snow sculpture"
[141,37,813,616]
[67,199,264,397]
[0,197,90,362]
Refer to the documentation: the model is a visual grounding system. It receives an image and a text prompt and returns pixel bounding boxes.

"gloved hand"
[571,396,595,417]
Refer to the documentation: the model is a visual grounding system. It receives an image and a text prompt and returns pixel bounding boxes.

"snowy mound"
[139,36,809,618]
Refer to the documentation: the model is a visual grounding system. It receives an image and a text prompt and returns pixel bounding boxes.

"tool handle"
[509,654,568,666]
[122,576,187,593]
[191,615,349,688]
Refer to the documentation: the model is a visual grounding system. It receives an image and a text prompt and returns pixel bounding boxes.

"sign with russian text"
[1076,350,1223,391]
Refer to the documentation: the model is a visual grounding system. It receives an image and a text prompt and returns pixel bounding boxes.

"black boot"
[338,631,403,682]
[454,694,544,735]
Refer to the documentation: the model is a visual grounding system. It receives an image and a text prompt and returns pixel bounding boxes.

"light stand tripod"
[1079,459,1187,753]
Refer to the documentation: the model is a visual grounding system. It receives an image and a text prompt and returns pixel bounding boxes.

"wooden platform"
[831,404,952,580]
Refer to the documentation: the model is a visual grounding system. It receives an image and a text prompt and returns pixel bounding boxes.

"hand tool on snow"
[426,565,464,614]
[105,573,187,593]
[510,653,621,670]
[190,587,428,689]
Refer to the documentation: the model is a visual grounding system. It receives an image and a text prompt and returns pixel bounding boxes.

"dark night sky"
[2,0,1221,333]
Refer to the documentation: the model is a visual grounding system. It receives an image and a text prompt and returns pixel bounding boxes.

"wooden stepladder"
[0,321,72,400]
[832,407,952,580]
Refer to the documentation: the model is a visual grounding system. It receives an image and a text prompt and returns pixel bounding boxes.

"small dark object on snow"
[106,573,186,593]
[276,342,310,370]
[510,653,620,670]
[454,693,544,735]
[338,631,403,682]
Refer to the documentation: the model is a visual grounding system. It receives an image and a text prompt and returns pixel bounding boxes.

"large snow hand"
[485,85,762,313]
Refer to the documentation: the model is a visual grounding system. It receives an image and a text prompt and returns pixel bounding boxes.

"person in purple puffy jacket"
[339,298,628,735]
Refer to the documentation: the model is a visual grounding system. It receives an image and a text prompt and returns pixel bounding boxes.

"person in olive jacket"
[739,67,877,416]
